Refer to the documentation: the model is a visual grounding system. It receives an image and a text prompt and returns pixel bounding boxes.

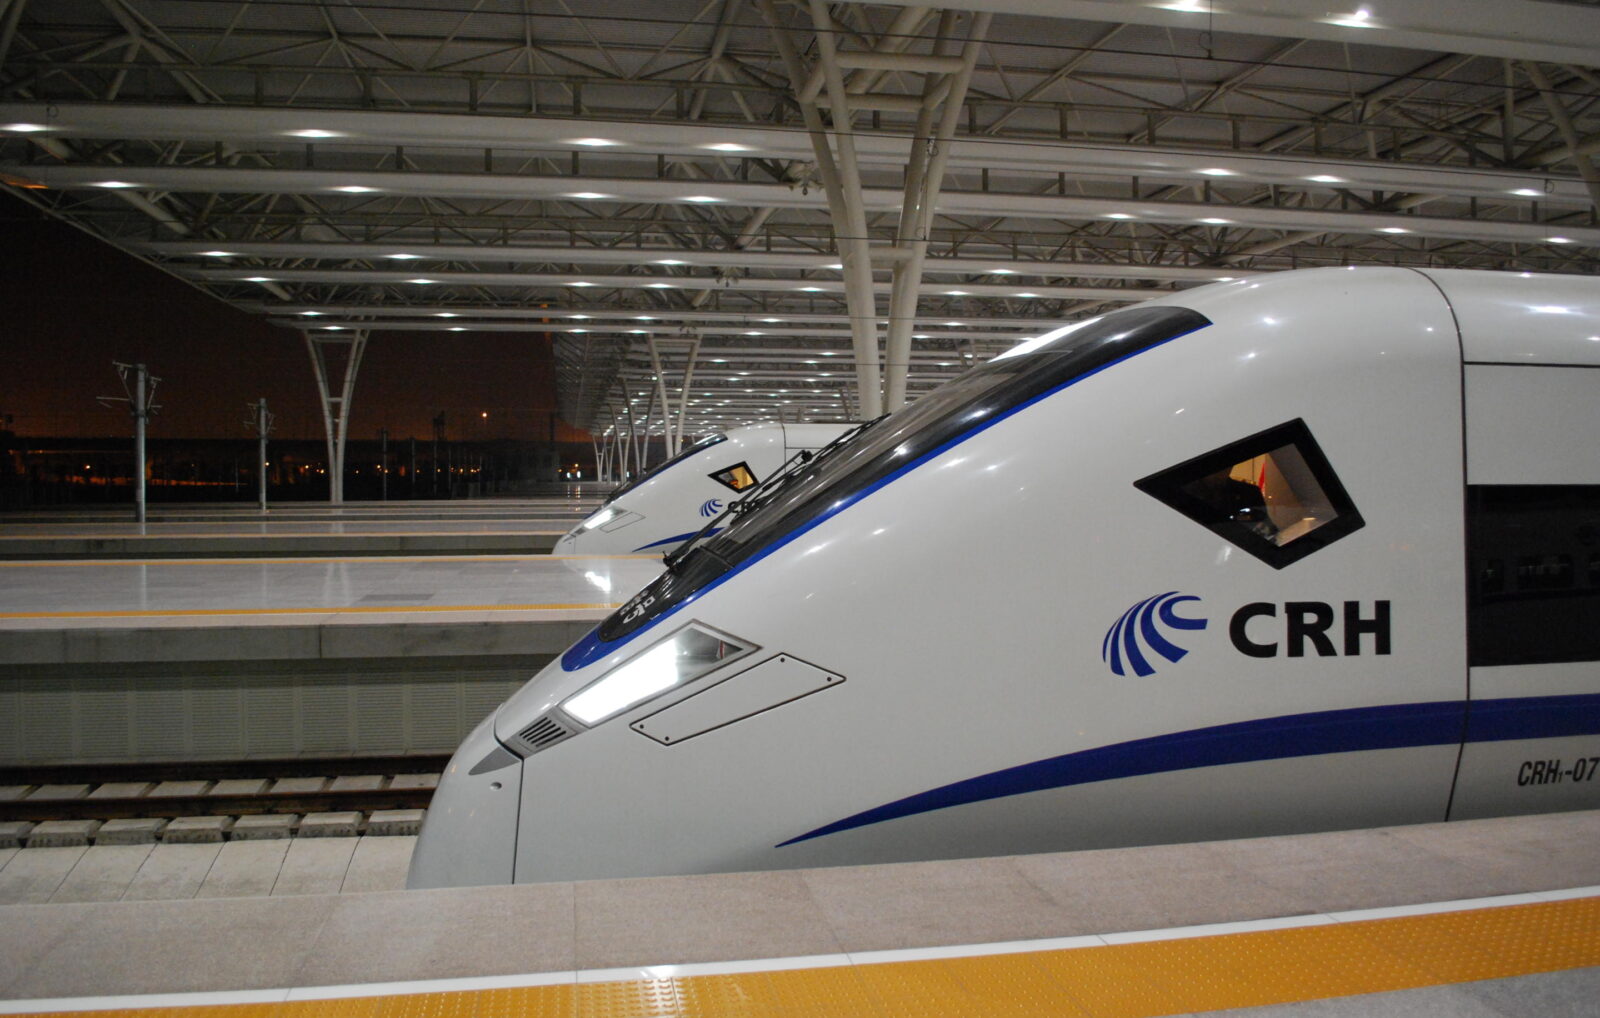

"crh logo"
[1103,592,1208,677]
[699,498,723,518]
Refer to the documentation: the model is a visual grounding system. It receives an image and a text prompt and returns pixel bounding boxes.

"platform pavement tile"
[2,893,341,999]
[48,843,155,903]
[1203,984,1512,1016]
[388,773,441,790]
[121,842,223,901]
[1012,840,1319,936]
[339,835,415,894]
[0,903,91,999]
[271,837,357,896]
[0,846,87,904]
[574,868,845,970]
[1385,811,1600,894]
[1453,966,1600,1018]
[799,855,1079,953]
[292,881,577,986]
[196,838,291,899]
[0,847,14,871]
[1204,828,1493,914]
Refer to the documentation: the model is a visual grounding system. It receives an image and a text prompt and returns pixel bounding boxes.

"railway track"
[0,755,450,843]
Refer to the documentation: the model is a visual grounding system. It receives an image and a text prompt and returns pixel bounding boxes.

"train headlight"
[561,623,754,725]
[580,507,644,532]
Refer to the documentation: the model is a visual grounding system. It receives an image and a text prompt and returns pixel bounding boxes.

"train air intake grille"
[516,714,575,754]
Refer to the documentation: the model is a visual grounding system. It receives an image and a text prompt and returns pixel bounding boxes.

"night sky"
[1,190,567,445]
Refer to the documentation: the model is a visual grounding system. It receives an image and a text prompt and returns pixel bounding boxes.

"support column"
[303,329,369,505]
[247,397,273,513]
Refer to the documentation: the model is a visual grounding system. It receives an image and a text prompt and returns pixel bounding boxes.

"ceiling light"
[571,328,587,333]
[571,314,590,320]
[1197,168,1235,176]
[1547,236,1574,244]
[701,142,753,152]
[244,276,274,282]
[745,331,762,336]
[449,327,467,332]
[682,195,722,203]
[1198,218,1231,225]
[1327,8,1375,28]
[386,253,422,260]
[94,180,138,188]
[332,185,378,193]
[1510,188,1543,197]
[1014,292,1041,298]
[944,321,965,327]
[1377,227,1411,234]
[825,263,844,270]
[2,123,51,132]
[299,311,323,317]
[1215,276,1238,282]
[407,278,437,284]
[1306,175,1346,184]
[570,281,594,287]
[200,250,236,257]
[629,329,647,334]
[762,318,783,323]
[287,129,343,139]
[1104,213,1135,220]
[654,259,687,265]
[323,325,344,331]
[990,268,1016,275]
[821,351,837,356]
[646,283,674,289]
[435,312,459,318]
[946,290,969,296]
[635,316,653,321]
[569,138,619,147]
[799,286,823,292]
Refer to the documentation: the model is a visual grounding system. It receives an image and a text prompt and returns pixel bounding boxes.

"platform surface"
[0,811,1598,1016]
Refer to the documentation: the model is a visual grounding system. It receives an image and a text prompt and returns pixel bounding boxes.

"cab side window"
[710,462,758,492]
[1135,418,1364,569]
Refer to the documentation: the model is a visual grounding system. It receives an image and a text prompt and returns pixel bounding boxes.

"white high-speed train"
[411,267,1600,888]
[558,422,855,556]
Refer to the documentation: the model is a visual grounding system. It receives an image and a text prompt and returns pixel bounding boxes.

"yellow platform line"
[11,893,1600,1018]
[0,602,620,620]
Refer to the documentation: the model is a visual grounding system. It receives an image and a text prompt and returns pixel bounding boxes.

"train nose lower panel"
[407,714,523,889]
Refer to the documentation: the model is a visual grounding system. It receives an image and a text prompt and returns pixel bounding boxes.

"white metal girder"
[12,164,1594,247]
[869,0,1600,67]
[2,104,1590,205]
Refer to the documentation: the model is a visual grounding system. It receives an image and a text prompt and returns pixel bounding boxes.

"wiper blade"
[661,446,817,571]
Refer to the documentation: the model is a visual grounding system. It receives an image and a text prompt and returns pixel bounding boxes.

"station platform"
[0,810,1597,1016]
[0,552,664,765]
[0,498,602,559]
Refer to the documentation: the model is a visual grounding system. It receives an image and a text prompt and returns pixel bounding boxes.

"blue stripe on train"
[777,692,1600,847]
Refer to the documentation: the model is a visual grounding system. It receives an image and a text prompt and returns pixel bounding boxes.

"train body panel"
[556,422,853,556]
[410,267,1600,889]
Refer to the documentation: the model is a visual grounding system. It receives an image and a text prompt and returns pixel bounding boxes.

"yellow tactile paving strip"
[16,895,1600,1018]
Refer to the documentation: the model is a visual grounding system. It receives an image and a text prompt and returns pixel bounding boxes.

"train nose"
[406,710,524,889]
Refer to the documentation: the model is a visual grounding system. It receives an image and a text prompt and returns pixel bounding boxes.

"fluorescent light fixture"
[386,253,422,260]
[1198,218,1231,225]
[1327,8,1375,27]
[654,259,687,265]
[1510,188,1543,197]
[2,123,51,132]
[570,281,594,287]
[406,278,437,284]
[435,312,459,318]
[572,314,591,320]
[323,325,344,331]
[745,330,763,336]
[569,137,619,147]
[1104,213,1135,220]
[244,276,274,282]
[1306,175,1346,184]
[701,142,753,152]
[1546,236,1574,244]
[287,129,343,139]
[682,195,722,203]
[332,185,378,193]
[1197,168,1235,176]
[629,329,647,334]
[944,321,965,326]
[994,316,1105,361]
[1377,227,1411,234]
[646,283,675,289]
[93,181,138,189]
[571,328,587,333]
[200,250,236,257]
[990,268,1016,275]
[565,192,614,200]
[635,316,653,321]
[449,327,467,332]
[946,290,969,296]
[799,286,823,292]
[762,318,783,323]
[825,263,844,270]
[1014,292,1041,298]
[299,311,323,316]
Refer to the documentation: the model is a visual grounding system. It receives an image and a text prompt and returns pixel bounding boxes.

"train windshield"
[597,304,1210,643]
[602,432,727,506]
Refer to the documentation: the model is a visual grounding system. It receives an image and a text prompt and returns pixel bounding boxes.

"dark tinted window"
[603,432,727,506]
[597,304,1210,643]
[1469,485,1600,666]
[709,462,758,492]
[1134,418,1363,569]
